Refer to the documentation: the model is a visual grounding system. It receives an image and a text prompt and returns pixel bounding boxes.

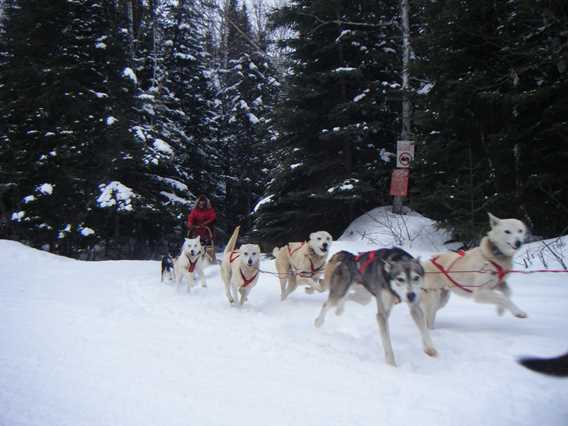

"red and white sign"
[390,168,410,197]
[396,140,415,168]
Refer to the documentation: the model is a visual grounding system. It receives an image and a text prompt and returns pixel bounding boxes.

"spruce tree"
[252,0,401,246]
[412,0,568,242]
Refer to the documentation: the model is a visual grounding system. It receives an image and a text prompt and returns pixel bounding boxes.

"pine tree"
[217,1,280,235]
[0,0,138,255]
[412,0,568,242]
[252,0,401,246]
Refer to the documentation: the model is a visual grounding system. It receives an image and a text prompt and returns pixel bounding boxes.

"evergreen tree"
[412,0,568,243]
[252,0,401,246]
[217,1,280,235]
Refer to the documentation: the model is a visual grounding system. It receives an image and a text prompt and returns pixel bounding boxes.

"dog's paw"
[201,284,207,288]
[305,287,314,294]
[424,347,438,358]
[497,306,505,316]
[514,311,528,319]
[314,317,324,328]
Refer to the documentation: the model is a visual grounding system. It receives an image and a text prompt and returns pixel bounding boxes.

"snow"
[105,116,118,126]
[11,211,25,221]
[152,176,188,192]
[80,227,95,237]
[153,139,174,156]
[290,162,302,170]
[22,195,36,204]
[252,194,274,213]
[1,210,567,426]
[333,67,357,73]
[96,181,136,212]
[160,191,191,205]
[247,112,260,125]
[417,82,435,95]
[122,67,138,85]
[95,42,107,49]
[36,183,54,195]
[353,92,367,102]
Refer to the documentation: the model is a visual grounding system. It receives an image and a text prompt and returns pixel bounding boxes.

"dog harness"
[430,252,472,293]
[354,250,378,274]
[430,250,508,293]
[240,269,258,288]
[229,251,240,263]
[229,250,258,287]
[287,242,305,257]
[185,253,202,273]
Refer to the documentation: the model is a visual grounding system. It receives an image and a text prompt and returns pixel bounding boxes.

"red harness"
[354,250,378,274]
[229,251,240,263]
[429,251,508,293]
[229,250,258,287]
[240,269,258,288]
[288,242,305,256]
[185,253,201,273]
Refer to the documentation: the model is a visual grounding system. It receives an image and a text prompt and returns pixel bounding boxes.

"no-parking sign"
[396,140,415,168]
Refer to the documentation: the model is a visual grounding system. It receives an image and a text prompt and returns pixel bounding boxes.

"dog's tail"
[518,352,568,377]
[321,251,349,291]
[272,247,280,258]
[224,226,241,257]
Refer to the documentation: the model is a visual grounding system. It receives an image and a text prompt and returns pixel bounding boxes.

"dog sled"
[187,225,217,263]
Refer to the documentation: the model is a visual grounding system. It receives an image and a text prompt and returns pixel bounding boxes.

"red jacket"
[187,207,216,241]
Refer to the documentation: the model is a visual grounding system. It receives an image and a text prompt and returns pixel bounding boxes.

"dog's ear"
[309,232,315,241]
[488,212,500,228]
[383,261,391,273]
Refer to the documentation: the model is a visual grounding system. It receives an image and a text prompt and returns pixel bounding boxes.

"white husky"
[174,237,210,292]
[273,231,333,300]
[421,213,528,328]
[220,226,261,306]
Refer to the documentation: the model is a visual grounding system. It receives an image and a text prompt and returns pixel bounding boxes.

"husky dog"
[221,226,261,306]
[519,352,568,377]
[161,255,175,282]
[421,213,528,329]
[273,231,333,300]
[314,248,437,367]
[174,237,210,292]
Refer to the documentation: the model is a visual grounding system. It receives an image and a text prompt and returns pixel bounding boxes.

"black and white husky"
[161,255,175,282]
[314,247,437,366]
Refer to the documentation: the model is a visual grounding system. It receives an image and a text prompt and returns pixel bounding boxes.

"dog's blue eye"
[244,252,248,255]
[505,230,511,234]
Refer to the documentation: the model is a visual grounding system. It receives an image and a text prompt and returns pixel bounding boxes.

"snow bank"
[338,206,460,254]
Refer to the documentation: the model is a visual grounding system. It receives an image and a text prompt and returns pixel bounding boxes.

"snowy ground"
[1,209,567,426]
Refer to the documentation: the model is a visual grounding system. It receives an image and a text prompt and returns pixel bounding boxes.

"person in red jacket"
[187,195,216,245]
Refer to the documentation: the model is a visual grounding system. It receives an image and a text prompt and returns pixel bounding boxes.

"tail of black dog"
[519,352,568,377]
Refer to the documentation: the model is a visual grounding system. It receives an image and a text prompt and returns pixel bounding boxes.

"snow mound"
[339,206,460,254]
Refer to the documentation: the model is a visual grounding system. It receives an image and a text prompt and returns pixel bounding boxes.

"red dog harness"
[429,250,508,293]
[240,269,258,288]
[187,258,198,273]
[354,250,378,274]
[229,250,258,287]
[229,251,240,263]
[287,242,305,256]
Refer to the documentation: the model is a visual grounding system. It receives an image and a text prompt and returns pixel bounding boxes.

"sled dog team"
[162,213,529,366]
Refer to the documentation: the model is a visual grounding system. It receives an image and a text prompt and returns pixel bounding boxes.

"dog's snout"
[407,292,416,303]
[515,240,522,249]
[190,250,195,256]
[248,259,253,266]
[322,242,328,249]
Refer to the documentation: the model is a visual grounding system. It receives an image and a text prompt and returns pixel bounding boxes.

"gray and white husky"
[314,247,437,366]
